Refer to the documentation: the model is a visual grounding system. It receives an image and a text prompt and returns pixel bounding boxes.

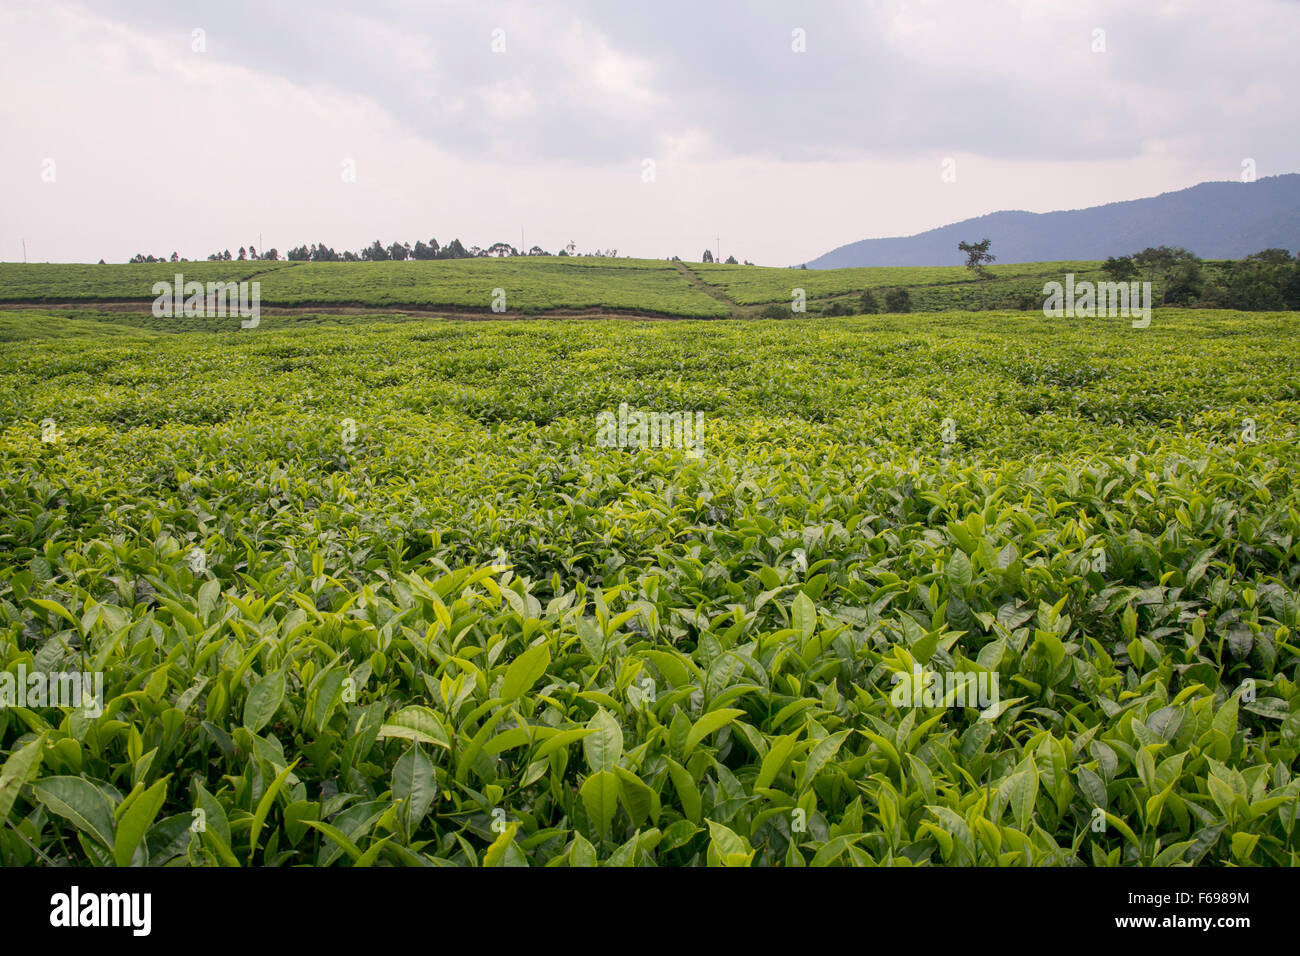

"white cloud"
[0,0,1295,264]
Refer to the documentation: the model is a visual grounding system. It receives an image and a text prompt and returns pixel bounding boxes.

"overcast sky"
[3,0,1298,265]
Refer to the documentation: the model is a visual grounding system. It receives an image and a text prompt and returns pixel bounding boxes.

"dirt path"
[0,299,715,323]
[671,261,743,317]
[241,261,305,282]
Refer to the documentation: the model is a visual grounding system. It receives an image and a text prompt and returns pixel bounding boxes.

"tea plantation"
[1,305,1298,866]
[0,256,1116,318]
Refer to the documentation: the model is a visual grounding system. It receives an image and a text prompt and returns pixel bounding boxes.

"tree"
[1102,255,1138,282]
[412,239,440,260]
[1164,255,1203,306]
[724,255,738,265]
[248,246,258,260]
[702,249,714,263]
[263,248,278,261]
[957,238,996,310]
[439,239,470,259]
[1246,248,1293,266]
[1132,246,1197,305]
[362,240,389,261]
[1131,247,1168,288]
[387,241,410,261]
[238,247,247,260]
[1204,250,1290,310]
[486,242,518,258]
[170,251,180,262]
[883,288,911,313]
[859,289,879,314]
[1283,260,1300,310]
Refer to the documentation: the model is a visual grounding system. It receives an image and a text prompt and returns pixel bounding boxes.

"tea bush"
[0,308,1297,866]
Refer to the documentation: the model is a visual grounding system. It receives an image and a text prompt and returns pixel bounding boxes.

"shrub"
[883,288,911,313]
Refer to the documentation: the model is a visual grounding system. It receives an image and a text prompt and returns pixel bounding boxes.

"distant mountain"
[807,174,1300,268]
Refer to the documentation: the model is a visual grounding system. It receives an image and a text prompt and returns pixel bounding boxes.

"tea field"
[0,259,730,318]
[1,306,1299,867]
[0,257,1118,318]
[0,261,300,303]
[693,259,1110,309]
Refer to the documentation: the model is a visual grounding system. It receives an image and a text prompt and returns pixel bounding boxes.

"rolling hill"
[808,174,1300,268]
